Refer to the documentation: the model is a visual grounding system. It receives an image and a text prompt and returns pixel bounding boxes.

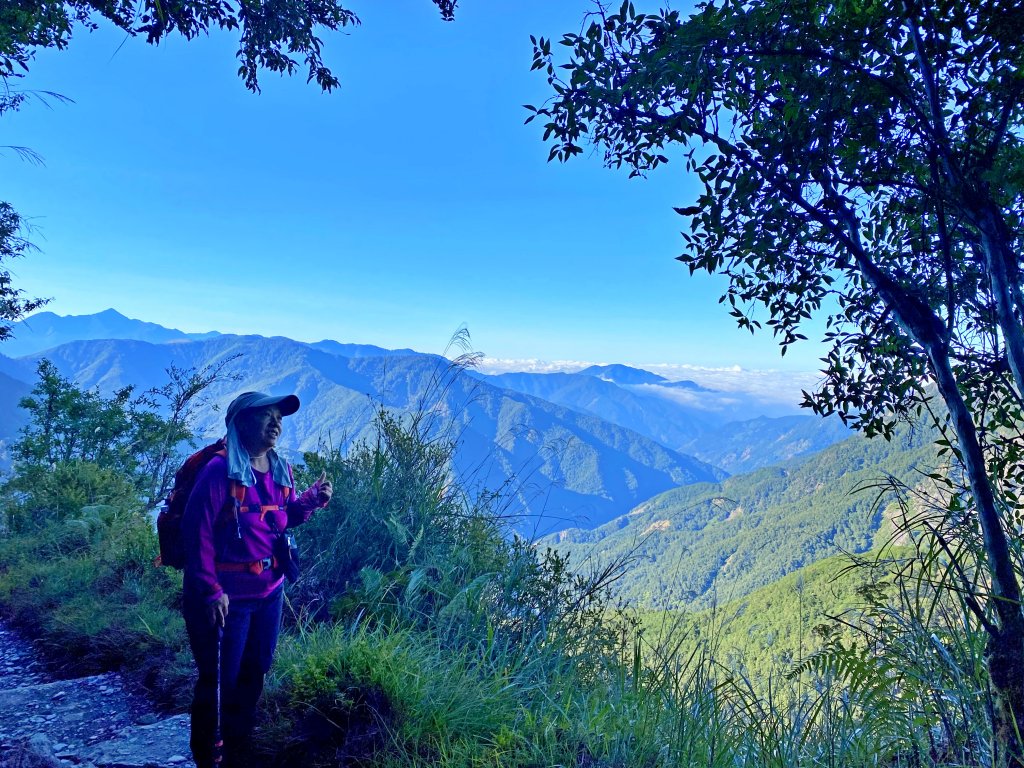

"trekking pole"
[214,625,224,766]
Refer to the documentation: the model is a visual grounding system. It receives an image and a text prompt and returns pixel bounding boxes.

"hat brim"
[246,393,300,417]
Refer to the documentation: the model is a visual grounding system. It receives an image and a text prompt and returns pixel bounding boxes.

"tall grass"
[0,500,193,705]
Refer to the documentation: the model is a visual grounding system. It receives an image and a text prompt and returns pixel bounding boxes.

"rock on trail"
[0,622,193,768]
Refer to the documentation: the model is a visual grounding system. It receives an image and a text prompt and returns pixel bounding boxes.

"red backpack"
[155,439,238,569]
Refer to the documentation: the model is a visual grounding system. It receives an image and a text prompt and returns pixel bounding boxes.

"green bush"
[293,408,511,627]
[2,461,140,532]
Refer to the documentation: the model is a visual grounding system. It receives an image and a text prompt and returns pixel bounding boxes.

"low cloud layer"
[477,358,823,412]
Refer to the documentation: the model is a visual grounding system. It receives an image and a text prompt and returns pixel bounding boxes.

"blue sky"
[4,0,829,383]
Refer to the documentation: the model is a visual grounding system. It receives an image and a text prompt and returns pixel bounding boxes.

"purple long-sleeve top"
[182,455,323,603]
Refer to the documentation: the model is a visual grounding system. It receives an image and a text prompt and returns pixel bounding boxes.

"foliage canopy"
[0,0,457,92]
[531,0,1024,755]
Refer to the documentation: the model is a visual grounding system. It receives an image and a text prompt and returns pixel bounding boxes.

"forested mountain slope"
[548,423,936,608]
[482,367,849,473]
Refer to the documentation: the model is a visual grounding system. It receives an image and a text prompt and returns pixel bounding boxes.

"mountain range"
[482,367,849,474]
[0,310,810,533]
[0,309,925,607]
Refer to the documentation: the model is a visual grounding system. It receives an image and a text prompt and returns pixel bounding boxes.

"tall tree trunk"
[978,205,1024,397]
[926,338,1024,767]
[849,230,1024,765]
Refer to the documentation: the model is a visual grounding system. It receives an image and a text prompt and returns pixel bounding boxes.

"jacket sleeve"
[285,464,326,528]
[183,457,229,603]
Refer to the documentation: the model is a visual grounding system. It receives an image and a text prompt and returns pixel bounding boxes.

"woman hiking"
[182,391,332,768]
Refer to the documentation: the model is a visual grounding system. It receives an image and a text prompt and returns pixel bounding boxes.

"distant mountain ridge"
[479,365,848,474]
[2,309,420,361]
[2,309,209,356]
[0,316,724,534]
[0,309,855,535]
[578,363,708,393]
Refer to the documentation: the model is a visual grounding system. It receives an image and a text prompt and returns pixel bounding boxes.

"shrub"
[2,461,140,532]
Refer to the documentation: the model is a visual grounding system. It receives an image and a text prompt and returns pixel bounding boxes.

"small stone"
[136,714,160,726]
[167,756,187,764]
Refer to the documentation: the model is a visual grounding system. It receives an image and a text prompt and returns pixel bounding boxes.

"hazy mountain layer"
[678,414,850,475]
[481,368,849,473]
[3,334,722,534]
[2,309,201,356]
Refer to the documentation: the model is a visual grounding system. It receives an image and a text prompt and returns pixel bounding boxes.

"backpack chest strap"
[239,504,286,521]
[225,480,292,524]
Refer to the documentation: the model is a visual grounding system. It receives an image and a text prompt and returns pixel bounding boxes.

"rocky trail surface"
[0,622,194,768]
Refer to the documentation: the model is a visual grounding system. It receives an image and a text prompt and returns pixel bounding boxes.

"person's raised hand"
[315,471,333,507]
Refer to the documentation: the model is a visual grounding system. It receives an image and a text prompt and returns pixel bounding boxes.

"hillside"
[638,550,882,683]
[548,421,936,608]
[0,371,31,465]
[482,367,849,472]
[0,334,723,534]
[678,414,850,475]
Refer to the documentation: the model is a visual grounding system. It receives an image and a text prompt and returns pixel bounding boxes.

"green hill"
[637,551,883,684]
[547,422,936,609]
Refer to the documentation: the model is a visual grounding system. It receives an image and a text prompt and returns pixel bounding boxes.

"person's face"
[238,405,283,455]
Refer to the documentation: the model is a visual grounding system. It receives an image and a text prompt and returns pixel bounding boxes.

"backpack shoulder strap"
[283,463,294,503]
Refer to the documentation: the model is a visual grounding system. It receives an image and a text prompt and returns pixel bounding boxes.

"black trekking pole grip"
[214,625,224,765]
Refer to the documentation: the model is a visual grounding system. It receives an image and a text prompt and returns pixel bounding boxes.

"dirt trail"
[0,622,194,768]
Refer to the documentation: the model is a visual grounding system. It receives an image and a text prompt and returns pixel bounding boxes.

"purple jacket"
[182,455,323,603]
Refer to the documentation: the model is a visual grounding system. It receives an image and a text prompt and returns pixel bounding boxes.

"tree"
[0,0,457,92]
[134,356,241,508]
[15,359,140,473]
[530,0,1024,761]
[5,358,234,527]
[0,202,48,341]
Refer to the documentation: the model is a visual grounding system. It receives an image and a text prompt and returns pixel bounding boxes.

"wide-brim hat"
[225,391,301,427]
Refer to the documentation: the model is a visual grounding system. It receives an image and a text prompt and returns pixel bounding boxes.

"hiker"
[181,391,333,768]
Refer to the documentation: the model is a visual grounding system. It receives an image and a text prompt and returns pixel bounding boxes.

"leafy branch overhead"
[0,0,459,92]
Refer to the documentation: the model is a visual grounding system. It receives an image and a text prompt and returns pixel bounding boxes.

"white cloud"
[476,358,598,375]
[476,358,824,412]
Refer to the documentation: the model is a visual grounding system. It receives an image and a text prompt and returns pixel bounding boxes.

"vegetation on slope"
[637,549,889,686]
[550,421,937,610]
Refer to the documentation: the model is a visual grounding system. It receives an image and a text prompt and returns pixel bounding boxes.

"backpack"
[155,439,293,569]
[155,439,236,569]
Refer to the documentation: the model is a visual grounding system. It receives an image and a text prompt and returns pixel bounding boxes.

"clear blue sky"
[4,0,829,374]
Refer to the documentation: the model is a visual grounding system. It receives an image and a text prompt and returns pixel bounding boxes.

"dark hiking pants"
[184,586,283,768]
